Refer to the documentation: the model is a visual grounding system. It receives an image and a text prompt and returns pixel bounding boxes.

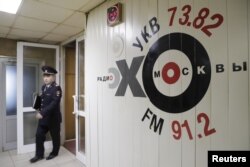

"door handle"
[72,95,77,115]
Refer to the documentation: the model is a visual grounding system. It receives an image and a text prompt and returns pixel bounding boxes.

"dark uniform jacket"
[39,82,62,126]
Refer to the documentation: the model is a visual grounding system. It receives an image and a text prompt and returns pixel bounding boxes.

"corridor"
[0,147,85,167]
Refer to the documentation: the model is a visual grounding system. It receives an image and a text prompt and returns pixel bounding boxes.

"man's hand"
[36,112,43,119]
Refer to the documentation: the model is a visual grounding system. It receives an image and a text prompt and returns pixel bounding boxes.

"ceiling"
[0,0,105,44]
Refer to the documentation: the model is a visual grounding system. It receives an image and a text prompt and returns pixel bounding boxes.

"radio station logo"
[97,4,247,138]
[97,15,247,115]
[98,16,211,114]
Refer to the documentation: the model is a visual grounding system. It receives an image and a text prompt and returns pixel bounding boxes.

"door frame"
[74,35,86,164]
[61,34,90,166]
[17,42,59,154]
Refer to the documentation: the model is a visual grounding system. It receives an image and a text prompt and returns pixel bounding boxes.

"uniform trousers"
[35,123,60,157]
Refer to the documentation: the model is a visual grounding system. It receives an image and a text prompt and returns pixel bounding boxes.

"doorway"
[16,42,59,154]
[0,55,48,152]
[63,41,76,154]
[0,57,17,151]
[62,35,87,165]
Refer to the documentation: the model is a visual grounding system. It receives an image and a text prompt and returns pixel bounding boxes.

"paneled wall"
[0,38,17,57]
[85,0,250,167]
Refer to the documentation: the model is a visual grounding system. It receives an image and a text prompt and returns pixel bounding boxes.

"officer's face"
[43,74,55,85]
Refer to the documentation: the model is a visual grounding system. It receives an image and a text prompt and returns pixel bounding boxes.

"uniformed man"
[30,65,62,163]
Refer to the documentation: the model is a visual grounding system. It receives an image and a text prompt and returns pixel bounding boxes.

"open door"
[17,42,59,154]
[0,58,17,151]
[73,36,87,164]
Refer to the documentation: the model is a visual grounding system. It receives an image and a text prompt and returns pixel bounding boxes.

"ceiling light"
[0,0,23,14]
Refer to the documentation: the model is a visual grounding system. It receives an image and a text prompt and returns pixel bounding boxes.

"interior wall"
[86,0,250,167]
[0,38,17,57]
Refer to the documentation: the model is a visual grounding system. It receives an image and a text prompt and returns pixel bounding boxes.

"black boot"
[30,156,44,163]
[46,154,57,160]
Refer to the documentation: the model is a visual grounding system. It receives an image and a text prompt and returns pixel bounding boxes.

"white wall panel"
[123,1,142,167]
[209,0,229,150]
[86,4,107,167]
[86,0,250,167]
[193,1,211,166]
[248,0,250,150]
[227,0,249,150]
[179,0,196,166]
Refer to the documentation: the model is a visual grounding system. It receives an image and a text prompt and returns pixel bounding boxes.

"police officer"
[30,65,62,163]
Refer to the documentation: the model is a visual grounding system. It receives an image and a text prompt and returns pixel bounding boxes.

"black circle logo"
[142,33,211,113]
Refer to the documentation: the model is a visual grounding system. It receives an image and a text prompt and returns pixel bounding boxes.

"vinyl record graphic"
[142,33,211,113]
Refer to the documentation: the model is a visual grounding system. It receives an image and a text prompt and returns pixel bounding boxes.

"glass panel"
[6,65,17,116]
[78,40,85,111]
[6,118,17,143]
[23,112,51,145]
[23,46,56,107]
[23,65,37,107]
[23,112,37,145]
[23,46,56,67]
[78,116,85,154]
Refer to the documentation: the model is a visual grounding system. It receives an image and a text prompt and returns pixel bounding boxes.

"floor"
[63,140,76,155]
[0,146,86,167]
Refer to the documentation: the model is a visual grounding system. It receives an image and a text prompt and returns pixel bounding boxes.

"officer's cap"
[42,66,57,75]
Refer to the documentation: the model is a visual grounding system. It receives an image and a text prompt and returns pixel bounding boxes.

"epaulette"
[52,82,59,87]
